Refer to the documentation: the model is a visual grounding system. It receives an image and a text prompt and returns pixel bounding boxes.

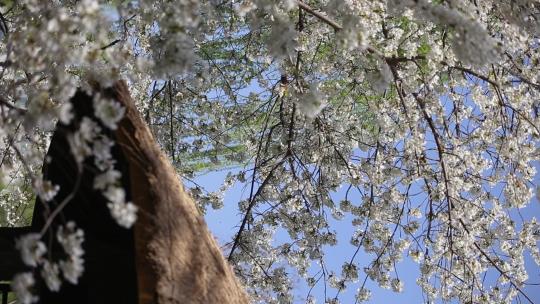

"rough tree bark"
[109,81,249,304]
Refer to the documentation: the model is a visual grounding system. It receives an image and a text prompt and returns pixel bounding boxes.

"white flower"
[107,201,138,228]
[92,135,115,170]
[93,95,125,130]
[16,233,46,267]
[297,84,326,118]
[57,222,85,284]
[11,272,38,304]
[409,249,423,263]
[391,278,404,292]
[102,185,137,228]
[336,15,366,51]
[282,0,296,11]
[57,222,85,257]
[342,263,359,282]
[369,61,392,93]
[33,178,60,203]
[79,117,101,141]
[151,33,197,77]
[267,19,298,62]
[68,117,101,164]
[356,287,371,302]
[79,0,99,15]
[93,169,121,190]
[59,255,85,285]
[57,102,73,124]
[67,132,92,164]
[41,261,61,292]
[103,186,125,204]
[408,208,422,218]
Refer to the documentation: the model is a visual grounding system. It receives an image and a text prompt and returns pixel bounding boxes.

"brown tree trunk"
[109,81,249,304]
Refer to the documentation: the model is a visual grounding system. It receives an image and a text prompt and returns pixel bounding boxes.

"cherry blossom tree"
[1,0,539,303]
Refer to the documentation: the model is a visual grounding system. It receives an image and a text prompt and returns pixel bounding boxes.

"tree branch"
[296,1,342,31]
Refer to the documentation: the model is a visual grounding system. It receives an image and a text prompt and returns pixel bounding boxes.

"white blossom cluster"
[11,272,38,304]
[90,97,138,228]
[12,222,84,303]
[0,0,539,303]
[56,222,85,285]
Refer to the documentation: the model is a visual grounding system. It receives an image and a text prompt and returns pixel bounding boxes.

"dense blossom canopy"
[0,0,539,303]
